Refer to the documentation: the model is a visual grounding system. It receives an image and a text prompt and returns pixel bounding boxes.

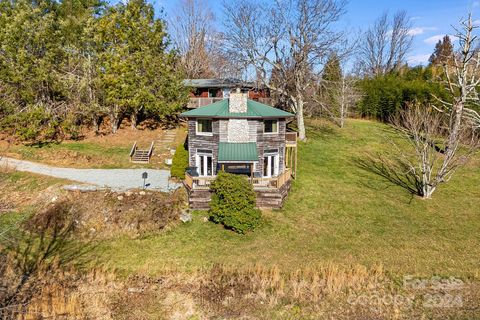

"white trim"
[217,160,258,163]
[263,119,279,134]
[196,119,213,136]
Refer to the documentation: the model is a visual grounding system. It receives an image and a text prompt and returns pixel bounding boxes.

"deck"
[184,169,292,209]
[187,97,273,109]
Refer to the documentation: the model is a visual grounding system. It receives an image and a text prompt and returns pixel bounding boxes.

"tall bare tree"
[170,0,214,78]
[223,0,347,140]
[316,75,360,128]
[170,0,242,79]
[358,11,413,76]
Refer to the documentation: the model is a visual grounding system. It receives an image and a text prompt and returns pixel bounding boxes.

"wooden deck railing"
[187,97,225,109]
[185,168,292,190]
[184,173,216,190]
[187,97,273,109]
[251,168,292,189]
[285,132,298,146]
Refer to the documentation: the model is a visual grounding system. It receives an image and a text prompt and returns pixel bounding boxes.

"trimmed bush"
[171,141,188,179]
[209,171,261,234]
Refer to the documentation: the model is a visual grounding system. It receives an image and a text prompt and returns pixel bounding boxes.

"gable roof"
[180,99,294,118]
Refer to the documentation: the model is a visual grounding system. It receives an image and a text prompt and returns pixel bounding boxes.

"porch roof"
[218,142,258,162]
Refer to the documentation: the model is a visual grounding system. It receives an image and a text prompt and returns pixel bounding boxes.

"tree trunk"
[296,96,306,141]
[422,184,436,199]
[93,115,101,135]
[110,112,120,134]
[131,112,137,130]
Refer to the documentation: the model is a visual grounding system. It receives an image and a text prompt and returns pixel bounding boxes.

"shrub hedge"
[171,141,188,179]
[209,171,261,234]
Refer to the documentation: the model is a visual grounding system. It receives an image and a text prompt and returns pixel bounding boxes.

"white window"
[263,149,279,177]
[196,119,213,135]
[196,150,213,176]
[264,120,278,134]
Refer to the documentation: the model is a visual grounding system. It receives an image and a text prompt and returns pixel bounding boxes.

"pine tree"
[429,35,454,65]
[319,53,342,115]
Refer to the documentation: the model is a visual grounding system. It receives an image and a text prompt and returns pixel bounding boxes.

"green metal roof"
[218,142,258,162]
[180,99,294,118]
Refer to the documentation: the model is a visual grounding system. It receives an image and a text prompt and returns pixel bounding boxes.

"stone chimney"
[229,88,248,113]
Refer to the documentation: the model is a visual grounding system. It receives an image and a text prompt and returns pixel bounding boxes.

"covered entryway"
[217,142,258,177]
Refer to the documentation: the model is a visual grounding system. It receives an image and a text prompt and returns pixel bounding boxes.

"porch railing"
[187,97,225,109]
[184,173,216,190]
[251,168,292,189]
[285,132,298,146]
[184,168,292,190]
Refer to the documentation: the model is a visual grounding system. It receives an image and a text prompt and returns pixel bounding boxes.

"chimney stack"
[229,88,248,113]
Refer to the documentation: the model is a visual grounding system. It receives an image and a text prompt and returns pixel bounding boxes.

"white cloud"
[424,34,459,45]
[407,54,431,65]
[407,27,437,36]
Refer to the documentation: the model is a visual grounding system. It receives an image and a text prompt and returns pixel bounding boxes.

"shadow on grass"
[353,153,421,202]
[305,123,340,140]
[0,201,99,317]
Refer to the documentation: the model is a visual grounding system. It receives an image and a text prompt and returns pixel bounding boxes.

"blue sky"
[154,0,480,66]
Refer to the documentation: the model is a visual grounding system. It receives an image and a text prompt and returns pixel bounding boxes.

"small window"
[197,119,212,134]
[264,120,278,133]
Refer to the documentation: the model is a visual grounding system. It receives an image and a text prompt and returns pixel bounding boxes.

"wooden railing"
[184,173,216,190]
[129,141,137,161]
[252,168,292,189]
[185,168,292,190]
[187,97,225,109]
[285,132,298,146]
[147,141,155,158]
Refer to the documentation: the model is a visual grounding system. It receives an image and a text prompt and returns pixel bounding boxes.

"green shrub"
[209,171,261,234]
[171,141,188,179]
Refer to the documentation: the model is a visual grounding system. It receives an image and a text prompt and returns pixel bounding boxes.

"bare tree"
[170,0,214,78]
[388,104,478,199]
[317,75,361,128]
[223,0,347,141]
[358,11,413,76]
[170,0,241,79]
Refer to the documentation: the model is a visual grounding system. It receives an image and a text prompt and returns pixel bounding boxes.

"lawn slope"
[97,119,480,278]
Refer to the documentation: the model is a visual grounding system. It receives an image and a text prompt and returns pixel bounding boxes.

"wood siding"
[187,118,287,176]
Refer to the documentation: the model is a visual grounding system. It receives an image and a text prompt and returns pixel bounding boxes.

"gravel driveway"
[0,157,180,192]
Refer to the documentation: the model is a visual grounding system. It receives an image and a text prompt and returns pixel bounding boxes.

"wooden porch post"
[250,163,253,184]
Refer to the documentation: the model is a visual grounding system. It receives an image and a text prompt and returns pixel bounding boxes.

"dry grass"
[9,263,479,319]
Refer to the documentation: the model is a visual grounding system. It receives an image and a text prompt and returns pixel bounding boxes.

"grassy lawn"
[95,119,480,279]
[9,142,132,168]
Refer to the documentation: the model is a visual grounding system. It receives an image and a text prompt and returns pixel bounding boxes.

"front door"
[197,154,213,176]
[263,153,279,177]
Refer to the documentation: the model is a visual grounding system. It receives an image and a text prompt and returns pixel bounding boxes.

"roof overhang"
[218,142,258,162]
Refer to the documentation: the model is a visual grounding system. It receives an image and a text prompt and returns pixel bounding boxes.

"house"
[183,78,270,109]
[180,89,297,209]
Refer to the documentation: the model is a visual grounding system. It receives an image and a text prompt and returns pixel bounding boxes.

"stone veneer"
[227,119,250,142]
[229,91,247,113]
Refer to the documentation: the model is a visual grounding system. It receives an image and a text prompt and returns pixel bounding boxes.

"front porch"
[184,168,293,209]
[184,167,292,191]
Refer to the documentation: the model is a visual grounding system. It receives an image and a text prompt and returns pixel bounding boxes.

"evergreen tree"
[429,35,454,65]
[319,53,342,115]
[95,0,187,132]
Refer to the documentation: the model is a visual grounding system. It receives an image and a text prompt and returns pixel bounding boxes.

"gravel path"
[0,157,180,192]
